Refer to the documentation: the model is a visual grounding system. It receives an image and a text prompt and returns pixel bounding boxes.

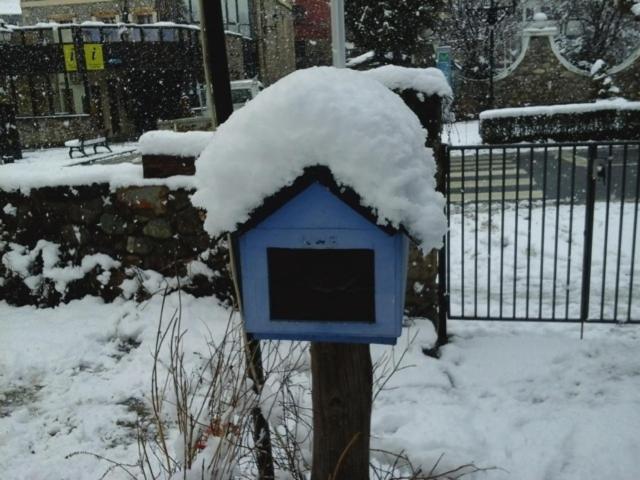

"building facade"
[1,0,296,145]
[292,0,331,69]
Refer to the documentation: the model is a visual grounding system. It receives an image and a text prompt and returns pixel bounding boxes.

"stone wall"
[253,0,297,85]
[494,33,593,109]
[453,24,640,118]
[16,114,99,148]
[226,33,248,81]
[0,180,435,314]
[0,183,233,306]
[611,50,640,101]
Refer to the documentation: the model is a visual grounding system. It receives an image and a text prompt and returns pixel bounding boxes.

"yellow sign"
[84,43,105,71]
[63,44,77,72]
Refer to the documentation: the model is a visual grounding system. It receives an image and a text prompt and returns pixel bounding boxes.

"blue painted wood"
[238,181,410,345]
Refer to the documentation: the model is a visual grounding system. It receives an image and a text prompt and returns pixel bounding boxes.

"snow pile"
[0,144,196,193]
[192,67,446,252]
[346,50,375,67]
[533,11,548,21]
[138,130,214,157]
[364,65,453,98]
[0,0,21,15]
[480,98,640,119]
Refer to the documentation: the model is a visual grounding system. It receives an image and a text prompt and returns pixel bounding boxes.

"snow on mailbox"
[192,67,447,344]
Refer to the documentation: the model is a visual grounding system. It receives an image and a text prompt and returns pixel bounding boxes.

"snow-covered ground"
[449,202,640,320]
[16,143,139,167]
[1,292,639,479]
[2,119,639,479]
[0,142,198,192]
[444,120,481,146]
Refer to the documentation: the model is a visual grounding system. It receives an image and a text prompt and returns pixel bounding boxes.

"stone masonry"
[0,180,436,315]
[0,183,233,306]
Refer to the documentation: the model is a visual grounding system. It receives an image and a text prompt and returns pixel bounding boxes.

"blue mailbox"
[232,166,409,345]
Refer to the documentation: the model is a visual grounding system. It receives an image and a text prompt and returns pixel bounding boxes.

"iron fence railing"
[441,141,640,325]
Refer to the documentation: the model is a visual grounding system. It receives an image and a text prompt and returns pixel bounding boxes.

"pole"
[580,145,598,339]
[437,143,449,347]
[330,0,346,68]
[198,0,233,127]
[489,24,495,108]
[73,27,91,115]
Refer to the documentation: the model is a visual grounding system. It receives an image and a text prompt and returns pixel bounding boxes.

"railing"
[442,141,640,324]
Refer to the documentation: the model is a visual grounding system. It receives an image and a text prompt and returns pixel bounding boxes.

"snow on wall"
[363,65,453,98]
[192,67,447,253]
[0,162,195,194]
[138,130,214,158]
[2,241,120,294]
[0,0,21,15]
[479,98,640,119]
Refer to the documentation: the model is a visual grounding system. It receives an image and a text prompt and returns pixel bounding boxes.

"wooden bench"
[65,136,112,158]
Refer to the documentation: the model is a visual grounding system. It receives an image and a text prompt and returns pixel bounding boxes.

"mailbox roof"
[234,165,402,237]
[192,67,447,253]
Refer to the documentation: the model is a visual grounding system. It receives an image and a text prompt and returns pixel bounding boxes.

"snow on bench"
[64,136,112,158]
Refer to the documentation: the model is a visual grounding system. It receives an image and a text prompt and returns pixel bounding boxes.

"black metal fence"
[441,141,640,325]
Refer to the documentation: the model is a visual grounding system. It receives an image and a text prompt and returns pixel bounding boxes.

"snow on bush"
[479,99,640,143]
[2,240,120,294]
[138,130,213,158]
[363,65,453,98]
[479,98,640,120]
[192,67,446,253]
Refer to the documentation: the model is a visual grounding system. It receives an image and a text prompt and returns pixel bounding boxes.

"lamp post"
[482,0,517,108]
[330,0,346,67]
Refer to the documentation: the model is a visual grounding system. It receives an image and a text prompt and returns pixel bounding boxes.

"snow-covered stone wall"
[0,180,439,314]
[0,184,233,306]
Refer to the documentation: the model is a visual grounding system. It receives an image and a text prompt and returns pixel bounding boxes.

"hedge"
[479,101,640,144]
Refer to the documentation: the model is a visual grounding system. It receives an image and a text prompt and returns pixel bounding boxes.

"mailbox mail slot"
[267,248,375,323]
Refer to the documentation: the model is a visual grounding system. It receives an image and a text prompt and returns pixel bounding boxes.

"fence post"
[580,144,597,338]
[437,143,449,346]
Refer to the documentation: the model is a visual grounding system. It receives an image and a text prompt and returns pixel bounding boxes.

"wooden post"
[311,342,372,480]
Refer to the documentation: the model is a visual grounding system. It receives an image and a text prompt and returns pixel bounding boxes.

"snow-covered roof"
[139,131,213,158]
[363,65,453,98]
[480,98,640,119]
[0,0,21,16]
[191,67,446,252]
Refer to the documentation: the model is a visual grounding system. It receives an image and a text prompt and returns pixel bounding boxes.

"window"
[143,28,160,42]
[82,28,100,43]
[222,0,251,36]
[136,14,153,24]
[96,16,116,24]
